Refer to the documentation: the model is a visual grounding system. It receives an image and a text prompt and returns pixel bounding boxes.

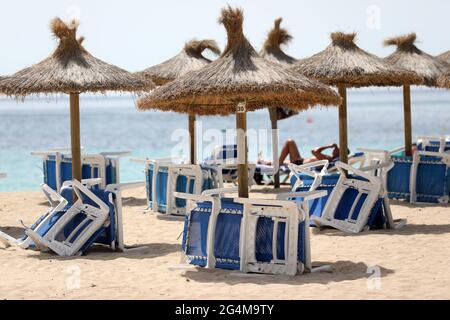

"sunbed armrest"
[106,181,146,192]
[174,192,216,203]
[202,187,238,196]
[100,151,131,158]
[388,146,405,155]
[130,157,184,164]
[288,160,329,178]
[69,180,110,212]
[41,184,68,209]
[277,190,328,201]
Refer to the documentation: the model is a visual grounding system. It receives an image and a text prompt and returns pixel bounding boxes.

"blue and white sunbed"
[0,183,69,249]
[0,179,143,256]
[176,188,326,275]
[311,162,396,233]
[204,145,256,186]
[288,150,404,233]
[32,149,130,192]
[387,136,450,204]
[132,157,223,216]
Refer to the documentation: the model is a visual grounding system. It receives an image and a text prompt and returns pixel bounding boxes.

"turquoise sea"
[0,88,449,192]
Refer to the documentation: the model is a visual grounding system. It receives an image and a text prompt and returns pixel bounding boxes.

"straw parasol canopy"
[291,32,422,162]
[384,33,449,155]
[136,39,221,164]
[138,6,341,197]
[384,33,449,86]
[259,17,297,188]
[437,72,450,88]
[259,18,296,66]
[137,8,340,116]
[0,18,153,96]
[136,40,221,85]
[0,17,154,183]
[437,51,450,65]
[292,32,420,87]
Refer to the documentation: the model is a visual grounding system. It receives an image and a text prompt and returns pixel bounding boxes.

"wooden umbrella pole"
[338,84,349,165]
[403,84,413,156]
[70,93,82,183]
[188,114,196,164]
[236,106,249,198]
[269,108,280,189]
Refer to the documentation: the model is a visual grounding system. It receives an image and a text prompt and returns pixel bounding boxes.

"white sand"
[0,185,449,300]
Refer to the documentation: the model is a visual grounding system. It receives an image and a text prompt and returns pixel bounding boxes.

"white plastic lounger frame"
[410,150,450,204]
[32,150,129,192]
[417,136,450,153]
[239,190,327,276]
[105,181,146,251]
[177,189,326,276]
[0,184,68,249]
[327,153,366,173]
[175,188,237,269]
[289,160,330,192]
[26,180,110,256]
[313,162,383,234]
[131,156,184,210]
[166,165,203,215]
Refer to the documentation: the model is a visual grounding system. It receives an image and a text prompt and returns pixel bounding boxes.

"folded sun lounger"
[0,184,68,249]
[132,157,223,216]
[387,143,450,204]
[1,179,143,256]
[32,149,130,192]
[176,188,327,275]
[289,150,404,233]
[204,144,256,186]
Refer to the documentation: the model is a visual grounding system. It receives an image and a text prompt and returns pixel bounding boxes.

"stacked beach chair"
[132,145,256,216]
[177,188,327,275]
[387,136,450,204]
[32,148,130,192]
[289,149,405,233]
[0,179,143,256]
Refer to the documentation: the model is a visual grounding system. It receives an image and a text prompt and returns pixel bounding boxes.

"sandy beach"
[0,185,449,300]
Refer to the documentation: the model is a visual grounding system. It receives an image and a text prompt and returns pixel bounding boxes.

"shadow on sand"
[22,242,181,262]
[181,260,394,285]
[314,222,450,237]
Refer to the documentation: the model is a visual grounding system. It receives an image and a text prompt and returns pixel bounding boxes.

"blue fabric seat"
[181,198,307,271]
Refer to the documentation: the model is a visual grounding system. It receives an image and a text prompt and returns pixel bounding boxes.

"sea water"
[0,87,449,192]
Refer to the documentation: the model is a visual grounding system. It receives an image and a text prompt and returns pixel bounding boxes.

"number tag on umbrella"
[236,102,246,113]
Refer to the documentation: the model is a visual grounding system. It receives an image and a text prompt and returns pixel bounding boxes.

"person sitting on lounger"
[258,139,345,166]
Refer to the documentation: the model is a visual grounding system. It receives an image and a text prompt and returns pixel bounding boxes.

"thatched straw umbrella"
[291,32,421,163]
[259,17,298,188]
[0,18,154,183]
[138,6,341,198]
[384,33,448,155]
[137,40,221,164]
[437,72,450,88]
[437,51,450,64]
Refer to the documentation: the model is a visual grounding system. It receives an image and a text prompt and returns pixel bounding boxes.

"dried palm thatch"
[136,40,221,85]
[384,33,448,86]
[437,72,450,88]
[291,32,422,87]
[437,51,450,64]
[0,17,154,97]
[260,18,296,66]
[137,7,341,116]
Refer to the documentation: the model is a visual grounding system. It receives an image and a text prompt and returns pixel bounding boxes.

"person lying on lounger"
[258,139,345,166]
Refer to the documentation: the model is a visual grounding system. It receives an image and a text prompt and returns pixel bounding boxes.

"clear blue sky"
[0,0,449,75]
